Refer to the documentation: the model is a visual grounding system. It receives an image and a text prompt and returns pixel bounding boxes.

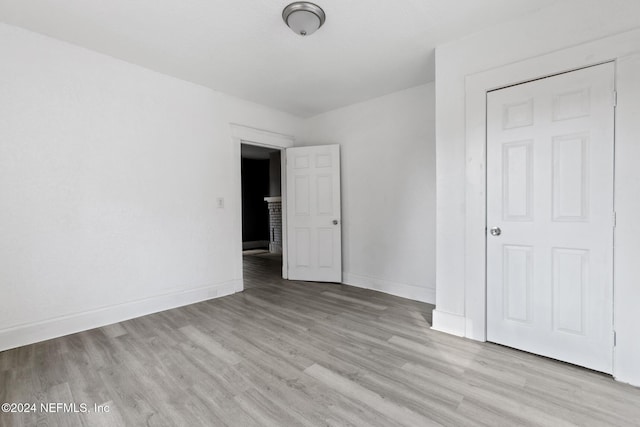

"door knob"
[490,227,501,236]
[333,219,339,225]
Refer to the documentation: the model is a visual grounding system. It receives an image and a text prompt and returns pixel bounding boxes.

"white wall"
[433,0,640,386]
[0,24,301,351]
[300,84,436,303]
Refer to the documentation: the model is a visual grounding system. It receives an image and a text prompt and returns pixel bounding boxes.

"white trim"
[230,123,294,282]
[431,310,466,337]
[343,272,435,304]
[461,29,640,386]
[230,123,295,148]
[610,52,640,387]
[279,152,288,278]
[464,28,640,343]
[263,196,282,203]
[0,279,241,352]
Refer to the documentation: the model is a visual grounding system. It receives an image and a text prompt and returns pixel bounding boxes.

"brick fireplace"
[264,196,282,254]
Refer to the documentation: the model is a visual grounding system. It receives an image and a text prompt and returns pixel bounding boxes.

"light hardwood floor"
[1,255,639,426]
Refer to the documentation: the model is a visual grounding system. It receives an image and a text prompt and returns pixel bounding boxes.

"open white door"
[286,145,341,282]
[486,63,615,373]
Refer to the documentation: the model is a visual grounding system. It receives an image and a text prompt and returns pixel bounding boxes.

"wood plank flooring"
[1,255,639,426]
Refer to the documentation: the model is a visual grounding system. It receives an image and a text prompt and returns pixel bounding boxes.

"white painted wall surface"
[301,84,436,303]
[433,0,640,385]
[0,24,301,351]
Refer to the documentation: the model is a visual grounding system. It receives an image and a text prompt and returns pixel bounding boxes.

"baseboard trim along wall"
[0,279,242,352]
[431,309,466,336]
[343,272,435,304]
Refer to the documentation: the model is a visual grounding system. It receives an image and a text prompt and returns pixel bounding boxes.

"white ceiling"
[0,0,566,117]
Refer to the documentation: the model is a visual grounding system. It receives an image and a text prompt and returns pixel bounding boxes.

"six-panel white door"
[486,63,615,373]
[286,145,342,282]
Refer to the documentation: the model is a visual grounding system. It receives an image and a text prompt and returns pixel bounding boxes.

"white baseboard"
[431,309,466,337]
[342,272,435,304]
[0,279,242,352]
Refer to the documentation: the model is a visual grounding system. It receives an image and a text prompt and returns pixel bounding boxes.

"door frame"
[463,51,621,343]
[439,29,640,386]
[230,123,295,288]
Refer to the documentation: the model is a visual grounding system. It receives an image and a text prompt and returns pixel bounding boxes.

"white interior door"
[486,63,615,373]
[286,145,342,282]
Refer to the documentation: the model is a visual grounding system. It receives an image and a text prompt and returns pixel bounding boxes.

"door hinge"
[613,211,617,228]
[613,331,617,347]
[613,90,618,107]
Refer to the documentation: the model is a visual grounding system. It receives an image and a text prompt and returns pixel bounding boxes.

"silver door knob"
[333,219,339,225]
[490,227,501,236]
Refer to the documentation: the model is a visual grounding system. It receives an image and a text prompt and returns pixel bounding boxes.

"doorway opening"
[240,143,283,288]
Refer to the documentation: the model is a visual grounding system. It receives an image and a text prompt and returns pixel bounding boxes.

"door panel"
[286,145,341,282]
[486,63,615,373]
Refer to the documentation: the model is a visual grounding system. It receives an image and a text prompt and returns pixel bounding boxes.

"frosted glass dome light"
[282,2,326,36]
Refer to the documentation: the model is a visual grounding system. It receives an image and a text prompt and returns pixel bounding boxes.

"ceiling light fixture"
[282,2,326,36]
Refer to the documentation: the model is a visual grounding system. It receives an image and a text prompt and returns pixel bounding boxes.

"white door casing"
[286,145,342,282]
[486,63,615,373]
